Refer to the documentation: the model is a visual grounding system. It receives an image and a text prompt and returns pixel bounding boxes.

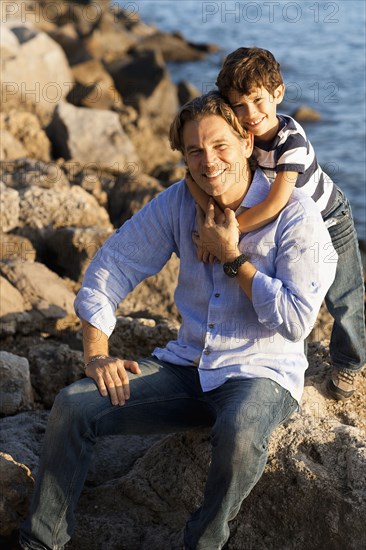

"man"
[20,92,336,550]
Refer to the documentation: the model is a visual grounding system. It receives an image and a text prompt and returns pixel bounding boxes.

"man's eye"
[217,144,227,150]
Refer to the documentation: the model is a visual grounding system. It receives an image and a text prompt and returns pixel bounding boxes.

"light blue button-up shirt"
[74,170,337,403]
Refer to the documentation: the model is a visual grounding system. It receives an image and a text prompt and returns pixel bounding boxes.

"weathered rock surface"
[28,342,84,407]
[0,232,37,263]
[47,101,138,171]
[0,351,33,415]
[1,158,71,191]
[0,110,51,162]
[18,185,112,235]
[0,129,27,161]
[0,452,34,537]
[0,181,19,232]
[177,80,201,106]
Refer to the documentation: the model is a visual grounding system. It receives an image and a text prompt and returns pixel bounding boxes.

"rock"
[1,158,70,191]
[109,316,179,360]
[44,226,113,282]
[114,254,180,322]
[18,184,112,235]
[1,23,73,120]
[0,260,75,324]
[0,276,32,335]
[0,351,33,415]
[46,102,138,172]
[67,59,124,111]
[0,232,37,263]
[0,129,27,161]
[48,23,92,66]
[0,110,51,162]
[291,106,321,122]
[0,452,34,537]
[0,21,19,59]
[107,49,178,127]
[108,172,164,226]
[28,343,84,408]
[131,31,219,62]
[124,116,180,175]
[0,181,19,232]
[151,162,187,187]
[177,80,201,106]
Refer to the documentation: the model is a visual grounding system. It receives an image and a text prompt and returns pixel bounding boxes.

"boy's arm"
[237,171,298,233]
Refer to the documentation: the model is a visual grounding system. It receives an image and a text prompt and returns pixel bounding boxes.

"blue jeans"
[20,358,297,550]
[323,188,366,371]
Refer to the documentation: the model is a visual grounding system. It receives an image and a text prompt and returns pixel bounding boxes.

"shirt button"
[208,323,215,329]
[204,349,211,355]
[214,293,220,298]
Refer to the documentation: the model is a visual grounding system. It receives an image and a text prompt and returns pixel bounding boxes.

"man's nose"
[202,149,218,166]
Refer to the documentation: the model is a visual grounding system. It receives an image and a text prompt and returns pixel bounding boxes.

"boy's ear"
[274,84,285,104]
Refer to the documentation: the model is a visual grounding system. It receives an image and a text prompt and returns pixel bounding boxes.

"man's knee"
[49,378,98,429]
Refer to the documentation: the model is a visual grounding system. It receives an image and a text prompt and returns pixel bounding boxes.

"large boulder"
[0,351,33,415]
[0,181,19,232]
[0,23,73,120]
[0,336,364,548]
[46,102,139,172]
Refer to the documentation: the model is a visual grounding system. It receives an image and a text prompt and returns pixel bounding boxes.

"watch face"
[223,263,237,278]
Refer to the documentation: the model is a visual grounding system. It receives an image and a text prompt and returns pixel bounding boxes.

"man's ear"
[243,132,254,158]
[274,84,285,105]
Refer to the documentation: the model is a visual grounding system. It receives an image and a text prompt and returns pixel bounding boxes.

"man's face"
[183,115,253,205]
[227,85,284,141]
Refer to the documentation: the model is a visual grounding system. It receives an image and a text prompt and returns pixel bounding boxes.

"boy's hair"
[169,90,249,155]
[216,47,283,97]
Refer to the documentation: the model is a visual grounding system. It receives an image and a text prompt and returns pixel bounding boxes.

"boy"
[186,47,365,400]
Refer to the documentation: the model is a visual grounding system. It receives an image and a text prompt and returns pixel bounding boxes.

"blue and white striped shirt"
[74,169,336,403]
[254,114,337,215]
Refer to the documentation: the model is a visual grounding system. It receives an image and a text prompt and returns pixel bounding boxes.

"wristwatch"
[223,253,250,278]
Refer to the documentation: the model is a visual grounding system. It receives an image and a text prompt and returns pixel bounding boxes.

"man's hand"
[195,199,240,263]
[85,356,141,406]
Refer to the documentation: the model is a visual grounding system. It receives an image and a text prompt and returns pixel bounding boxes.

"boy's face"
[227,85,285,141]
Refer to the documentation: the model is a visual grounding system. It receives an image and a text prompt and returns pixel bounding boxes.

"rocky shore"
[0,1,365,548]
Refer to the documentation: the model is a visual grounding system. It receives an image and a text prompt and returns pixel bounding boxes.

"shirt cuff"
[251,271,284,329]
[74,288,117,338]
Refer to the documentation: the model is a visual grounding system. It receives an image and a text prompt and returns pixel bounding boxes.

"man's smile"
[204,168,226,179]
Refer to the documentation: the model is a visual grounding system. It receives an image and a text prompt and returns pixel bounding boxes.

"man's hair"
[169,90,249,155]
[216,47,283,97]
